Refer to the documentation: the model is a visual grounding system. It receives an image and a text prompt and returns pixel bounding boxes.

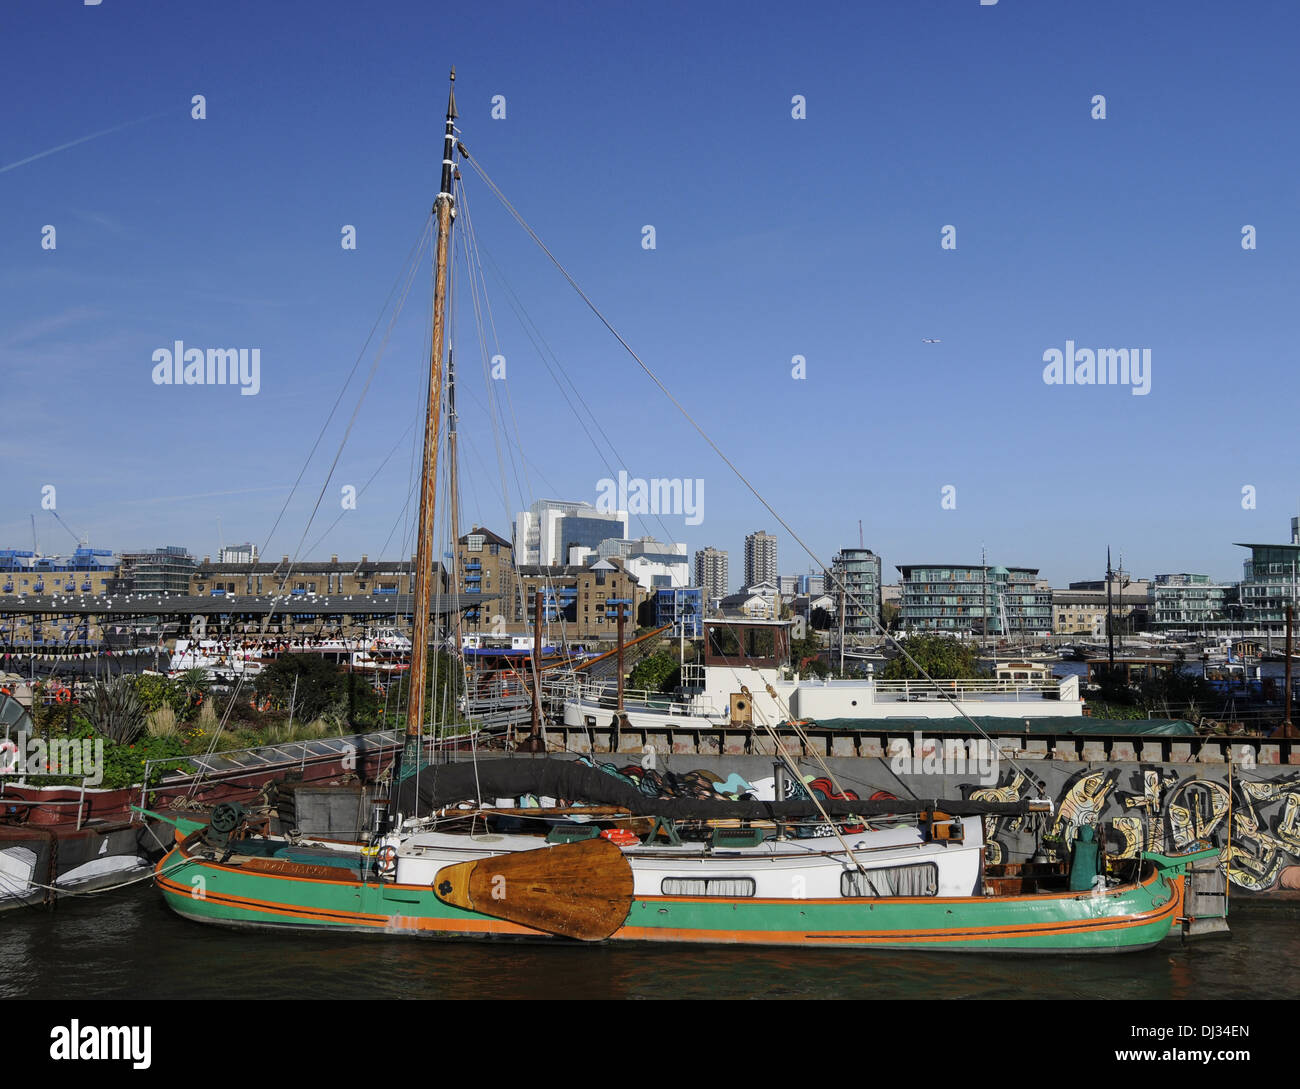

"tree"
[628,651,681,693]
[255,654,379,726]
[388,650,463,730]
[801,657,831,679]
[881,635,986,681]
[790,630,824,670]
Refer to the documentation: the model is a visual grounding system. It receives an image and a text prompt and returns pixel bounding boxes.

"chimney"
[282,555,289,563]
[203,556,210,564]
[331,554,338,563]
[361,554,368,565]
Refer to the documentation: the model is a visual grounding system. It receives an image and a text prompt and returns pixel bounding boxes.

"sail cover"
[396,757,1034,821]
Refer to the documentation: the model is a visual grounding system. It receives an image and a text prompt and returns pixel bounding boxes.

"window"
[841,863,938,897]
[661,877,756,897]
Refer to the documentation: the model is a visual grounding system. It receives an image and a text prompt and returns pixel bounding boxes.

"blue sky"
[2,0,1298,590]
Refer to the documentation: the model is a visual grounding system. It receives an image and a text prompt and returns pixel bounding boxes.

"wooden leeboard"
[432,837,634,941]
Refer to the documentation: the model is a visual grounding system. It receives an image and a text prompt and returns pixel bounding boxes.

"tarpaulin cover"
[395,757,1034,821]
[802,716,1197,736]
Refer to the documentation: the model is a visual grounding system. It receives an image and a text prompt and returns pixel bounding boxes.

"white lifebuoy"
[377,845,398,880]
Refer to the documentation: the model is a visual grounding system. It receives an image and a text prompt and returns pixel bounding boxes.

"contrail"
[0,109,174,176]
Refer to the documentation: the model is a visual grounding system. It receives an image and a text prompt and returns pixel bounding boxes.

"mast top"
[439,67,458,202]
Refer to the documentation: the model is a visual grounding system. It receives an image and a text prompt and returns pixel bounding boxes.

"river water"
[2,882,1297,1002]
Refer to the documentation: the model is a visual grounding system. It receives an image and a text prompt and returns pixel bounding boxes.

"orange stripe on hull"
[157,874,545,937]
[613,899,1178,946]
[157,867,1183,948]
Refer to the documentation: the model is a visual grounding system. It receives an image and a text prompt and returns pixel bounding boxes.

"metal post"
[1286,604,1293,736]
[1106,547,1115,675]
[531,589,542,733]
[838,583,845,676]
[617,605,626,712]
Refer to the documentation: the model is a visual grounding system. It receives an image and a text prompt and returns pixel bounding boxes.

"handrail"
[0,790,90,830]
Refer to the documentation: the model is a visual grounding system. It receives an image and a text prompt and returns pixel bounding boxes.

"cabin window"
[661,877,756,898]
[841,863,938,898]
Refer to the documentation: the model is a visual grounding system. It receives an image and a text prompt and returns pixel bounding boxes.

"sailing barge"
[151,69,1221,953]
[153,759,1212,952]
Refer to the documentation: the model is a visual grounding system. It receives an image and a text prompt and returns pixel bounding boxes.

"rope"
[0,854,198,899]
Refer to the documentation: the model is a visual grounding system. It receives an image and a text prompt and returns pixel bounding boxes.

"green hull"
[155,842,1193,953]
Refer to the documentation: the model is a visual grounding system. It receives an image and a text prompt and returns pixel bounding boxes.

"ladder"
[1181,855,1230,938]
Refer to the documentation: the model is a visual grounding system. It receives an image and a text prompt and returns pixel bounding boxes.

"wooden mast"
[406,68,458,747]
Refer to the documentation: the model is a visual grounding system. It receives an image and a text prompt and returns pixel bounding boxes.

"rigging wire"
[461,148,1041,790]
[189,218,434,779]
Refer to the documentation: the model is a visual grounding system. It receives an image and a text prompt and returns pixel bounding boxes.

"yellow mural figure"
[1110,815,1144,860]
[1165,780,1230,852]
[1225,807,1286,892]
[969,771,1030,865]
[1240,780,1300,854]
[1051,768,1117,842]
[1116,768,1178,855]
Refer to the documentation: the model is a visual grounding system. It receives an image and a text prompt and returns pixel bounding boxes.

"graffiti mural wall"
[964,763,1300,894]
